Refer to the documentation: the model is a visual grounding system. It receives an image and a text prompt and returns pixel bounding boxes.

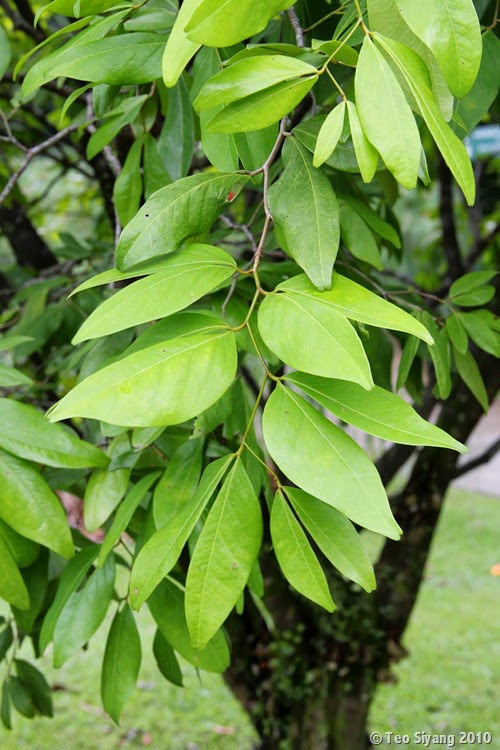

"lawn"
[1,488,498,749]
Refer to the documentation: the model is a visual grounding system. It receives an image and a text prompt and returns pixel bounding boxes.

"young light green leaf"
[267,137,340,291]
[185,459,263,650]
[115,172,249,270]
[339,203,383,270]
[84,468,130,533]
[346,101,378,183]
[153,439,203,528]
[285,487,376,592]
[159,74,194,180]
[313,101,346,168]
[445,314,468,353]
[162,0,202,87]
[262,385,402,539]
[14,660,52,718]
[69,256,182,297]
[356,36,420,189]
[113,138,143,228]
[278,273,433,344]
[0,536,30,610]
[101,604,141,724]
[0,449,73,558]
[148,579,230,672]
[0,398,108,468]
[258,292,373,389]
[286,372,466,452]
[39,545,99,654]
[153,629,183,687]
[271,489,335,611]
[195,55,318,111]
[206,77,317,134]
[452,346,489,412]
[48,329,238,427]
[394,0,481,98]
[185,0,292,46]
[130,455,234,609]
[53,555,115,668]
[73,245,237,343]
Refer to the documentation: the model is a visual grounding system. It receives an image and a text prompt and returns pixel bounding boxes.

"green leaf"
[396,335,420,390]
[73,245,237,343]
[159,74,194,180]
[153,439,203,527]
[84,468,131,533]
[0,335,33,353]
[451,285,495,308]
[0,398,108,468]
[0,26,11,80]
[0,519,39,569]
[101,604,141,724]
[153,630,183,686]
[98,473,160,567]
[143,133,172,198]
[38,0,118,19]
[449,270,497,298]
[454,31,500,134]
[445,314,468,353]
[0,536,30,610]
[374,34,475,205]
[394,0,481,98]
[267,137,340,291]
[312,39,359,66]
[356,36,420,189]
[262,384,401,539]
[286,372,466,452]
[14,660,52,718]
[0,681,11,730]
[185,459,262,650]
[113,138,143,227]
[278,273,433,344]
[286,487,376,592]
[271,489,335,611]
[0,365,33,387]
[258,293,373,389]
[346,101,378,183]
[48,328,237,428]
[115,172,249,270]
[185,0,292,46]
[12,554,48,634]
[234,125,278,172]
[339,203,383,271]
[452,346,488,412]
[8,676,35,718]
[341,196,401,248]
[130,455,234,609]
[39,545,99,654]
[195,55,318,111]
[206,77,317,134]
[0,625,13,662]
[421,314,452,399]
[0,449,73,558]
[148,579,230,672]
[458,310,499,356]
[86,96,148,161]
[313,101,346,168]
[53,555,115,667]
[162,0,202,87]
[70,257,182,297]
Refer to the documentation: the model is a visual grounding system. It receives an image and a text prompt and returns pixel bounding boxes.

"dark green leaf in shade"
[339,203,383,271]
[143,133,172,198]
[153,629,183,687]
[452,346,489,412]
[0,535,30,610]
[0,681,11,730]
[101,604,142,724]
[14,660,53,717]
[113,138,143,228]
[396,335,420,391]
[153,439,203,528]
[445,314,468,354]
[158,75,194,180]
[84,468,130,533]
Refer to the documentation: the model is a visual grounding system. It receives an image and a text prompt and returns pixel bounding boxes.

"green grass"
[1,488,498,749]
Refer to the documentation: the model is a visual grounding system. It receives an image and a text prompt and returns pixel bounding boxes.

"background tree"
[0,1,498,748]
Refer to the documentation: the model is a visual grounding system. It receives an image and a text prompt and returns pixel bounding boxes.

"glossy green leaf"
[206,77,317,134]
[458,311,499,357]
[313,102,346,168]
[267,137,340,291]
[115,172,248,270]
[339,203,383,271]
[98,473,160,567]
[374,34,475,205]
[14,660,52,718]
[185,0,292,46]
[0,449,73,558]
[130,455,234,609]
[53,555,115,667]
[0,398,108,469]
[143,133,172,198]
[185,459,262,649]
[148,579,230,672]
[195,55,318,111]
[0,536,30,610]
[159,75,194,180]
[162,0,202,87]
[101,604,141,724]
[258,293,373,389]
[153,439,203,528]
[346,101,378,183]
[286,372,466,452]
[48,328,237,427]
[271,490,335,611]
[153,629,183,687]
[262,384,402,539]
[445,314,468,353]
[39,545,99,654]
[278,273,433,344]
[0,366,33,387]
[113,138,143,228]
[394,0,481,98]
[84,468,130,533]
[70,257,181,297]
[286,487,376,592]
[356,36,420,189]
[74,245,236,343]
[452,346,488,412]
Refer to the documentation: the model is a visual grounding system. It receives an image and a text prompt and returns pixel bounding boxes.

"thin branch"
[453,436,500,479]
[287,6,305,47]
